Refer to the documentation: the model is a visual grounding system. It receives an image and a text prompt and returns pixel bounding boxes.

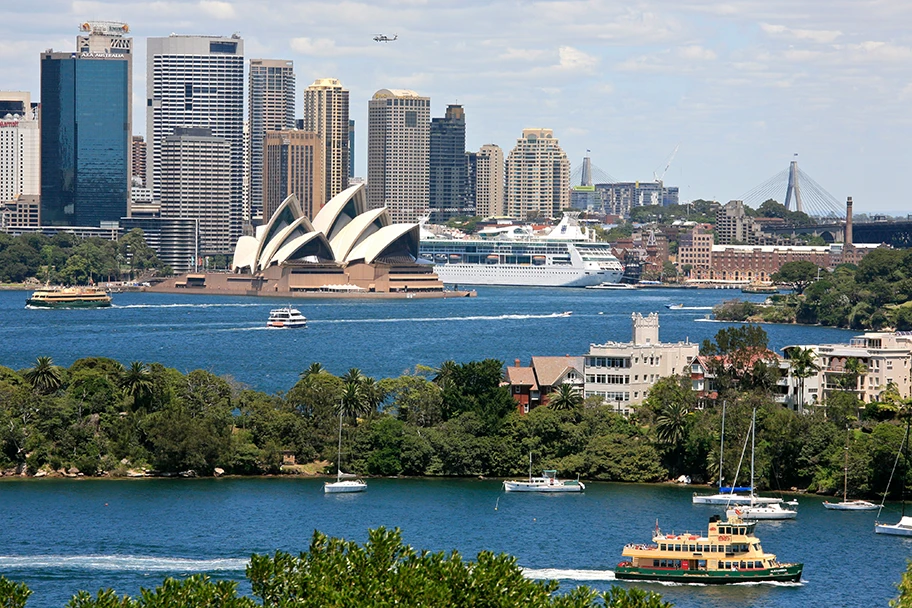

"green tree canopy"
[771,260,822,294]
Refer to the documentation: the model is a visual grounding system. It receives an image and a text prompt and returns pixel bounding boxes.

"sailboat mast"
[528,451,533,482]
[843,426,849,502]
[719,401,726,491]
[750,407,756,503]
[903,420,910,518]
[337,410,343,481]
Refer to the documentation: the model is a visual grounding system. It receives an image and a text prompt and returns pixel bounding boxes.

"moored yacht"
[615,514,803,583]
[727,501,797,520]
[503,469,585,493]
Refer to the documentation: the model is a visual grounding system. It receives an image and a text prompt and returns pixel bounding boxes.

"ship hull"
[26,298,111,309]
[433,264,622,288]
[615,563,803,584]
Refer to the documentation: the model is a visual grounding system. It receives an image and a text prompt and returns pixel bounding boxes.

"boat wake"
[319,313,572,324]
[0,555,248,572]
[523,568,616,581]
[115,303,264,309]
[671,306,714,311]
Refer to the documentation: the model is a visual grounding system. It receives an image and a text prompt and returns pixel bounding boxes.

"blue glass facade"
[41,53,129,226]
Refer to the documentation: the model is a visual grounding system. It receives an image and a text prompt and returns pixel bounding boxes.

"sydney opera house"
[152,184,466,298]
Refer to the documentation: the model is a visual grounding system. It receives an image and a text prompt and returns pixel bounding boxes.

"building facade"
[595,182,677,218]
[249,59,295,221]
[0,92,40,207]
[146,34,244,243]
[676,225,714,276]
[715,199,762,245]
[263,130,325,220]
[121,216,199,274]
[348,119,355,178]
[131,135,146,187]
[584,313,699,414]
[505,356,584,414]
[505,129,569,220]
[429,104,469,222]
[688,243,881,282]
[474,144,505,218]
[158,127,231,256]
[302,78,350,204]
[40,50,130,226]
[367,89,430,223]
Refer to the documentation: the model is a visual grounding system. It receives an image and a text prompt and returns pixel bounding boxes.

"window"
[405,111,418,127]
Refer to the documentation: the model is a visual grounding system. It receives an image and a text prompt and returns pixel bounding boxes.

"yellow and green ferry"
[615,514,803,584]
[26,287,112,309]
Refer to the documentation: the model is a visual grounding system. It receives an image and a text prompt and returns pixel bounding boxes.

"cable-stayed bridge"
[740,158,845,219]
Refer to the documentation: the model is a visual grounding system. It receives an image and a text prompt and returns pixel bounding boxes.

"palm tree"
[338,380,369,421]
[839,357,868,393]
[300,362,325,379]
[433,360,459,388]
[547,384,583,411]
[121,361,153,410]
[360,376,386,415]
[24,356,62,394]
[788,347,820,413]
[654,401,692,445]
[341,367,364,386]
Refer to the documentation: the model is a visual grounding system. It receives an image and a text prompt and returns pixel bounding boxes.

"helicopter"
[373,34,398,42]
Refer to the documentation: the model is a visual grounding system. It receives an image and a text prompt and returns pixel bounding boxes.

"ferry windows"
[660,544,666,551]
[674,544,681,552]
[689,545,695,552]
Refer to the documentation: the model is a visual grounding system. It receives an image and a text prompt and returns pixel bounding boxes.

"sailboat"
[726,408,797,520]
[502,452,585,492]
[693,402,778,505]
[824,427,877,511]
[323,411,366,494]
[875,421,912,535]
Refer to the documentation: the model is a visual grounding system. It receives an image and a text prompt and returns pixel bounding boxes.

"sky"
[4,0,912,215]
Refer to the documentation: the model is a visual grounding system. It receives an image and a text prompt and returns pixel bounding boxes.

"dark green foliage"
[0,575,32,608]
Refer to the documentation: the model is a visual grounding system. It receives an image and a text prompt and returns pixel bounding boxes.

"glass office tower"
[40,52,130,226]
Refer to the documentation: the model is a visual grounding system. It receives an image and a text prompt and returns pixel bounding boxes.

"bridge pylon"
[784,159,803,213]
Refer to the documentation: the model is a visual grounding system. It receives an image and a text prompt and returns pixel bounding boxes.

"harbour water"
[0,286,896,606]
[1,287,853,393]
[0,477,908,607]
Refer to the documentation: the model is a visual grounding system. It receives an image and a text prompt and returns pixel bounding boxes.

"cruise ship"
[419,214,624,288]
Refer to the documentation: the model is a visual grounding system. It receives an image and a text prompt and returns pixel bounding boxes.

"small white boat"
[503,470,585,493]
[558,311,573,317]
[728,501,797,520]
[585,282,635,290]
[267,307,307,328]
[666,303,684,309]
[876,515,912,536]
[825,499,878,511]
[693,492,781,505]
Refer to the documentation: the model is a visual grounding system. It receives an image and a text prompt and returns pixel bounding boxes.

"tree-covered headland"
[0,229,170,285]
[3,325,912,503]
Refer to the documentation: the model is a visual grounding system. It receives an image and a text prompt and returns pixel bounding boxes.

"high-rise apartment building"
[159,127,230,256]
[302,78,349,204]
[146,34,244,243]
[249,59,295,221]
[429,104,469,222]
[262,130,324,220]
[367,89,430,223]
[505,129,569,220]
[40,44,130,226]
[0,92,40,206]
[348,119,355,178]
[131,135,146,186]
[474,144,505,218]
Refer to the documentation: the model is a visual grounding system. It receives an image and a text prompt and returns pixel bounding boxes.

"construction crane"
[653,144,680,183]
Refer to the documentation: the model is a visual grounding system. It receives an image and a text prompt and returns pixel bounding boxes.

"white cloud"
[199,0,236,19]
[499,47,549,62]
[760,23,842,43]
[289,37,368,57]
[558,46,598,72]
[678,45,717,60]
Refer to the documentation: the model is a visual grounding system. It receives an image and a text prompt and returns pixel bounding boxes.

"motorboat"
[728,501,797,520]
[876,516,912,536]
[616,514,803,583]
[666,303,684,309]
[875,420,910,535]
[824,427,878,511]
[267,307,307,328]
[503,454,584,492]
[585,282,636,290]
[324,411,366,494]
[559,311,573,317]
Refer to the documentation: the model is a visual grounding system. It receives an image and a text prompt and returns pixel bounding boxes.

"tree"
[299,362,325,379]
[120,361,153,411]
[892,559,912,608]
[787,347,820,413]
[838,357,868,393]
[654,401,691,446]
[23,356,63,395]
[547,384,583,411]
[771,260,821,294]
[0,576,31,608]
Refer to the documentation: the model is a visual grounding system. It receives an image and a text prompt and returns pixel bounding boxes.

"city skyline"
[3,1,911,214]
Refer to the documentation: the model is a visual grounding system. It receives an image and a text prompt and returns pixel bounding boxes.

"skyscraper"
[474,144,505,218]
[0,92,40,205]
[302,78,349,203]
[429,104,469,222]
[159,127,230,256]
[348,119,355,178]
[262,130,325,220]
[131,136,146,186]
[248,59,295,221]
[146,34,244,243]
[40,45,130,226]
[505,129,569,220]
[367,89,429,223]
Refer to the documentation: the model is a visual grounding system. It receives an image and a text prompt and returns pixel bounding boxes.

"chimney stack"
[846,196,853,247]
[515,358,521,367]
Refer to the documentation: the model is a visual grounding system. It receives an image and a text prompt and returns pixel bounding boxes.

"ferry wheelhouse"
[616,514,803,584]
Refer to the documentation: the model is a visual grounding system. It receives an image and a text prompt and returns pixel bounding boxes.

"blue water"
[0,287,854,394]
[0,478,907,607]
[1,287,892,606]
